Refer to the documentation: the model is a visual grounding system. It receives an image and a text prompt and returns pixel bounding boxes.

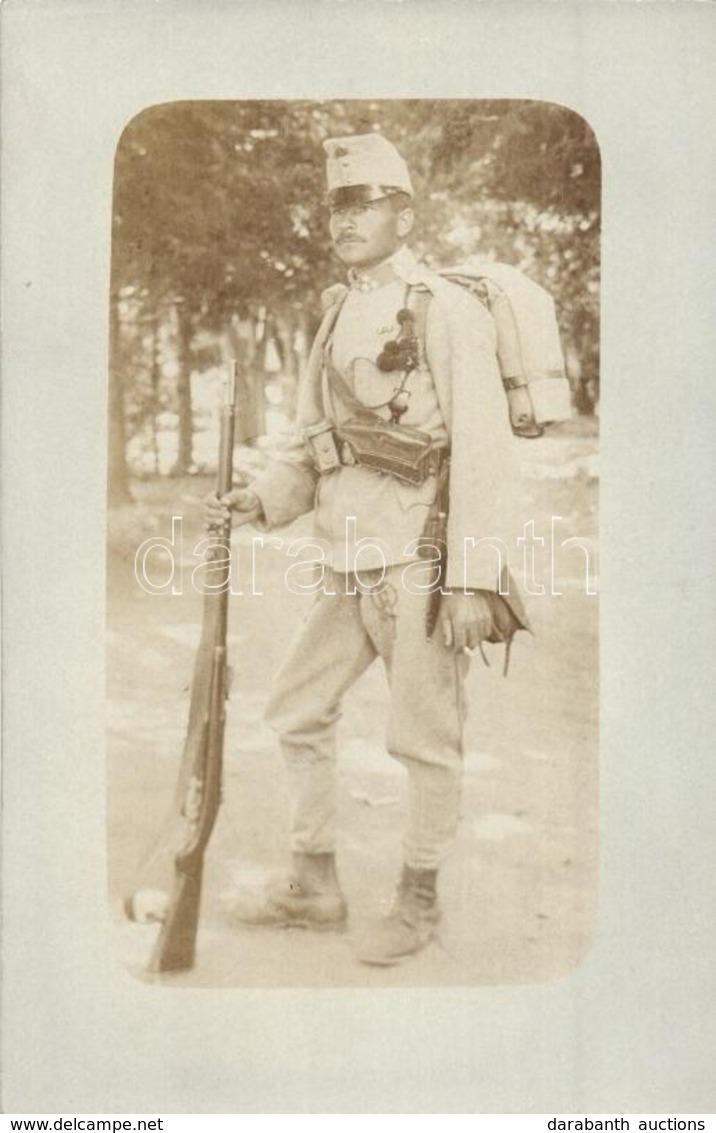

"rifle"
[125,362,240,973]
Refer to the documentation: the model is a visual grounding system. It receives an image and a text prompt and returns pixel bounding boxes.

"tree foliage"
[109,99,600,499]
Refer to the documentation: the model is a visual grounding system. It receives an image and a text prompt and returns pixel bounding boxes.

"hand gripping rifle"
[126,363,240,973]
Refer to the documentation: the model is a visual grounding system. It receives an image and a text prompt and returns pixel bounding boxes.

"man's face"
[329,197,412,271]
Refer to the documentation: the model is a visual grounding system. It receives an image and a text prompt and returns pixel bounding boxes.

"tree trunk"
[274,310,297,379]
[150,319,162,474]
[570,315,599,417]
[174,304,194,475]
[274,308,300,419]
[107,298,133,506]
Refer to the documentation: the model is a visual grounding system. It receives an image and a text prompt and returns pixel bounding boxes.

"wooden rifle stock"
[147,362,239,973]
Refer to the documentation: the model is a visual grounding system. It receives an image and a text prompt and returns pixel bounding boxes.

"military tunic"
[314,273,447,572]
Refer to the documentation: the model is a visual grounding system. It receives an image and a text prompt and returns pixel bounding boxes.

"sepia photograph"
[3,1,714,1116]
[108,99,600,987]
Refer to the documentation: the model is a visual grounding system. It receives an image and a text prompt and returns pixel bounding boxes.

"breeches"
[265,565,470,870]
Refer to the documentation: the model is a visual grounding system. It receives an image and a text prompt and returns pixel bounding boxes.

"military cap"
[323,133,413,207]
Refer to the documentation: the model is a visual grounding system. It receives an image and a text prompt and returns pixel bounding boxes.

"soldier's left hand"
[440,590,494,652]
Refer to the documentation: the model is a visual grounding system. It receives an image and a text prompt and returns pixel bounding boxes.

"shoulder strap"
[323,284,430,424]
[324,353,378,422]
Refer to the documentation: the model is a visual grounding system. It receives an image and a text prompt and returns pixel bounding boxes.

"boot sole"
[356,942,431,966]
[235,917,348,933]
[355,924,439,966]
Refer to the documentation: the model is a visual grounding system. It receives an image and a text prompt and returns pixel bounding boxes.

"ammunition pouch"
[335,417,441,485]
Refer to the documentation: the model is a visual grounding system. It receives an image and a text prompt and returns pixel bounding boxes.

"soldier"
[205,133,527,966]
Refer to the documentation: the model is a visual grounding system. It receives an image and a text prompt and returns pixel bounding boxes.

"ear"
[396,207,414,239]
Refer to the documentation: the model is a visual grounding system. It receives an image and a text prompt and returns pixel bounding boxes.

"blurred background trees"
[109,99,600,504]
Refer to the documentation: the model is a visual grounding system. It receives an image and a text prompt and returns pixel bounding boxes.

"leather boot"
[230,852,348,931]
[355,866,440,966]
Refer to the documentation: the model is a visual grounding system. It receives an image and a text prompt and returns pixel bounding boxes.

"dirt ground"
[107,418,598,988]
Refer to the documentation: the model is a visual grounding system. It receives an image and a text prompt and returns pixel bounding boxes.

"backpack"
[421,261,571,438]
